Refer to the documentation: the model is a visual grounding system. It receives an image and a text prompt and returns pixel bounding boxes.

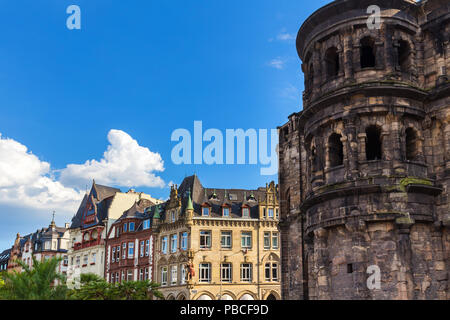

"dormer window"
[171,211,176,222]
[143,219,150,230]
[129,222,135,232]
[242,207,250,218]
[123,223,127,232]
[268,208,274,218]
[223,207,230,217]
[202,207,210,217]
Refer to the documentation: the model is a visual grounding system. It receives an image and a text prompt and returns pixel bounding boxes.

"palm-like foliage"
[0,257,68,300]
[69,277,164,300]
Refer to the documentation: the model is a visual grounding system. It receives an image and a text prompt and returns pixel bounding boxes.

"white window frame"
[128,242,134,259]
[240,263,252,282]
[199,263,211,283]
[171,265,178,285]
[221,263,232,283]
[272,232,279,249]
[241,232,252,249]
[264,232,271,249]
[200,231,211,249]
[140,240,144,257]
[221,231,232,249]
[171,234,178,253]
[161,267,168,286]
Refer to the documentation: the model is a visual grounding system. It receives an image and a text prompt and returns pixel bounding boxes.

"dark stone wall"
[279,0,450,300]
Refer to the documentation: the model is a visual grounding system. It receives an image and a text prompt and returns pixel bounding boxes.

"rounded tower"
[278,0,449,300]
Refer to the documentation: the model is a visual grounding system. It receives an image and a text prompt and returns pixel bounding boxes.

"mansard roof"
[174,175,270,219]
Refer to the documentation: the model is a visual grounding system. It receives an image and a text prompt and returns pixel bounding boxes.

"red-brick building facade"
[105,199,157,283]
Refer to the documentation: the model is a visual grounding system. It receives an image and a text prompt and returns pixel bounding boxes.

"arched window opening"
[405,128,418,161]
[398,40,411,73]
[328,133,344,167]
[325,47,340,78]
[365,126,382,160]
[360,37,376,68]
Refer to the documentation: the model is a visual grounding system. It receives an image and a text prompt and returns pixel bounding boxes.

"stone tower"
[278,0,449,300]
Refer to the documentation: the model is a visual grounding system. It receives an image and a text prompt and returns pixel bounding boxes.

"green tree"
[0,257,68,300]
[68,278,164,300]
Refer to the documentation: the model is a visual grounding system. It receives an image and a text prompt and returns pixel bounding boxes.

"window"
[223,207,230,217]
[242,207,250,218]
[161,267,168,286]
[241,232,252,249]
[365,126,382,160]
[111,273,115,283]
[121,271,125,282]
[171,265,178,285]
[63,255,68,266]
[129,222,135,232]
[241,263,252,282]
[325,47,339,77]
[76,256,80,266]
[145,267,149,280]
[122,243,126,259]
[275,208,279,219]
[405,128,417,161]
[181,232,188,251]
[116,227,120,237]
[180,264,186,284]
[263,208,266,218]
[143,219,150,230]
[265,262,279,281]
[140,240,144,257]
[83,255,88,266]
[272,233,279,249]
[44,241,50,250]
[268,208,274,218]
[221,263,232,283]
[171,234,178,253]
[199,263,211,283]
[145,240,150,256]
[221,231,232,249]
[202,207,210,216]
[398,40,411,73]
[128,242,134,259]
[161,237,168,254]
[264,232,270,249]
[360,37,376,68]
[116,245,120,261]
[328,133,344,167]
[171,211,176,222]
[91,253,96,264]
[200,231,212,249]
[112,247,116,262]
[123,223,127,232]
[347,263,353,274]
[127,270,133,281]
[139,269,144,281]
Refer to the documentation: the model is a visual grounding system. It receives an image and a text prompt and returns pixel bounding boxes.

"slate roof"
[70,181,121,229]
[0,249,11,263]
[175,175,265,219]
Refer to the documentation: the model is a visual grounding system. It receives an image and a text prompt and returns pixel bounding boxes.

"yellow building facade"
[154,175,281,300]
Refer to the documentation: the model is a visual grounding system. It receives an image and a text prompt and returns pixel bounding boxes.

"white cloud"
[0,130,166,221]
[276,32,295,42]
[268,58,286,69]
[0,134,84,215]
[60,129,165,189]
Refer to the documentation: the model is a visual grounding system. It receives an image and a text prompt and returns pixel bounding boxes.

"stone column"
[358,133,367,163]
[343,30,354,83]
[395,218,415,300]
[313,228,331,300]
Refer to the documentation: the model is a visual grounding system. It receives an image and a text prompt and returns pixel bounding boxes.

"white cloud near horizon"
[0,133,84,214]
[0,130,166,219]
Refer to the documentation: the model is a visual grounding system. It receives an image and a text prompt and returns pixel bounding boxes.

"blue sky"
[0,0,330,249]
